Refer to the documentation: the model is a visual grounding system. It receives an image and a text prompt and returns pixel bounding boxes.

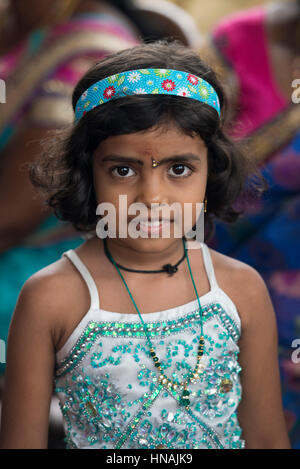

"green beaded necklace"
[104,236,205,409]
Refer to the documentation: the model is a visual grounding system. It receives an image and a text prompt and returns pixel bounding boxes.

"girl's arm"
[235,266,291,449]
[0,275,58,448]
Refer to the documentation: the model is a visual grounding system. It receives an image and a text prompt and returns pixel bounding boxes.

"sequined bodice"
[54,243,245,449]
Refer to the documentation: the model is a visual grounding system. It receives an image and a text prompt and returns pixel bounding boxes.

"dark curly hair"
[29,40,265,242]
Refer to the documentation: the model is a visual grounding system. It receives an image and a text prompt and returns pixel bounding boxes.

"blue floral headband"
[74,68,221,122]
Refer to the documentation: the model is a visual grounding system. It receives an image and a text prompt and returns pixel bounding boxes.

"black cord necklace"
[103,237,186,276]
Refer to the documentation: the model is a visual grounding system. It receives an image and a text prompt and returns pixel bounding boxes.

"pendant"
[162,263,178,275]
[179,388,190,407]
[85,401,98,417]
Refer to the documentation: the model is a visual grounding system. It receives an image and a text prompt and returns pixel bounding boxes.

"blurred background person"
[169,0,275,34]
[195,0,300,449]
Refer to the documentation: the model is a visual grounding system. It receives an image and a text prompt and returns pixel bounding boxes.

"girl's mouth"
[136,219,172,236]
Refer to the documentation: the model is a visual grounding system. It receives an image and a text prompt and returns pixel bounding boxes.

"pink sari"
[0,12,139,150]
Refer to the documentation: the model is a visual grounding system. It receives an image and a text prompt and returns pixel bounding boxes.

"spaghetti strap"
[201,243,219,291]
[62,249,100,310]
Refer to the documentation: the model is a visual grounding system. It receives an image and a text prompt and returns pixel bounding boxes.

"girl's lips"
[136,220,172,235]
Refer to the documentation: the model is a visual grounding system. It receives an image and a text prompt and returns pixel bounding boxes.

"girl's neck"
[99,237,186,272]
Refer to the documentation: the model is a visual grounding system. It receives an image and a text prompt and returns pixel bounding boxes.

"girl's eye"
[109,163,194,178]
[168,163,193,177]
[110,166,135,178]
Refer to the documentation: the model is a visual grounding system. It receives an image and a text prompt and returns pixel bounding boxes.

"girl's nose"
[134,174,169,208]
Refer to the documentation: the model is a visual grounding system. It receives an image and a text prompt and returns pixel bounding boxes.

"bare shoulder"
[20,257,70,304]
[1,252,90,449]
[209,245,267,285]
[208,247,274,332]
[16,251,90,349]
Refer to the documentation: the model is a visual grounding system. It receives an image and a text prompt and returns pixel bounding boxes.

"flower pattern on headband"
[188,74,199,85]
[154,69,171,78]
[103,86,116,99]
[177,87,191,97]
[134,88,147,94]
[75,68,221,121]
[128,71,141,83]
[162,79,176,92]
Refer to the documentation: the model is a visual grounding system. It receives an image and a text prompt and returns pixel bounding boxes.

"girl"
[0,41,291,449]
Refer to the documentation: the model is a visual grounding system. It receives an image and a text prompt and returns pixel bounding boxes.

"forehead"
[95,123,206,158]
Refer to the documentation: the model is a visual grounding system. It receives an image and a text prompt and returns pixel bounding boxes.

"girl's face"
[92,121,208,253]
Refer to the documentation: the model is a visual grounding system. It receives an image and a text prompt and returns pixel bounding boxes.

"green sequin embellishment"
[55,303,240,378]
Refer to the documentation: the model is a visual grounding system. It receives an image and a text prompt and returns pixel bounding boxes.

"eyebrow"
[101,153,202,165]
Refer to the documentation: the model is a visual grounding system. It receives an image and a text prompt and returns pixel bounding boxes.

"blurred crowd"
[0,0,299,449]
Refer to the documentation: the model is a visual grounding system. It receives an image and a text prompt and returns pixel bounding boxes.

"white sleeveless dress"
[54,242,245,449]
